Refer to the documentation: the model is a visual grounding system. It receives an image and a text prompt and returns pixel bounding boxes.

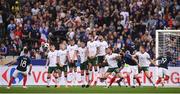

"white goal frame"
[155,30,180,59]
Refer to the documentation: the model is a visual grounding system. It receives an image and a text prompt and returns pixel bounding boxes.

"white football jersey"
[105,53,119,68]
[78,47,87,63]
[87,41,98,57]
[97,40,108,56]
[57,49,68,65]
[135,52,151,67]
[47,50,58,67]
[67,44,78,60]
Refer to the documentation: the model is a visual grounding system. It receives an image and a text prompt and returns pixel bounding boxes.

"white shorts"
[13,69,27,78]
[158,67,169,77]
[121,65,138,75]
[129,66,138,75]
[121,66,130,73]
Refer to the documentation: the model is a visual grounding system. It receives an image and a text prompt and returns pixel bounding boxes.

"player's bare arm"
[97,46,100,56]
[148,58,157,66]
[87,47,91,59]
[132,54,138,63]
[132,54,141,67]
[45,58,50,68]
[72,50,77,62]
[67,51,72,63]
[28,64,32,75]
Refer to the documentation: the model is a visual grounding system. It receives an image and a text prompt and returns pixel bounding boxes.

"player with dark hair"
[78,41,88,88]
[100,47,125,88]
[155,52,174,87]
[45,44,59,88]
[7,48,32,89]
[96,35,108,80]
[67,39,78,84]
[132,45,156,87]
[117,48,139,88]
[86,35,99,87]
[57,43,68,87]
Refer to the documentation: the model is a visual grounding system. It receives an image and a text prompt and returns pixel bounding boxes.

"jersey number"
[161,58,167,64]
[20,60,27,68]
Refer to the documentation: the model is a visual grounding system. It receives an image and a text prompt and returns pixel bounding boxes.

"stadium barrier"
[0,66,180,87]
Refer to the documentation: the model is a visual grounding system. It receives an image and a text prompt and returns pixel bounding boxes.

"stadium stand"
[0,0,179,66]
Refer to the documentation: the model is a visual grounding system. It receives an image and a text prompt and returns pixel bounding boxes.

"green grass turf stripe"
[0,86,180,93]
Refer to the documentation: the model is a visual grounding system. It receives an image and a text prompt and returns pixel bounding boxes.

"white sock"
[64,77,67,86]
[105,79,108,87]
[102,67,105,72]
[133,77,136,86]
[72,71,76,84]
[81,75,85,85]
[130,75,134,86]
[58,77,61,85]
[89,71,92,81]
[94,70,98,83]
[99,68,102,73]
[47,78,50,86]
[55,77,59,86]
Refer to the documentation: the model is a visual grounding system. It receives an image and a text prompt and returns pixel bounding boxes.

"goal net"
[156,30,180,65]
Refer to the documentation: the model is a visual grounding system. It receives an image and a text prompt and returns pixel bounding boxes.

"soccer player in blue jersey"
[118,48,140,88]
[155,52,174,87]
[7,48,32,89]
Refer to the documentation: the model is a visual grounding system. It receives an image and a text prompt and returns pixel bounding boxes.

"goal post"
[156,30,180,64]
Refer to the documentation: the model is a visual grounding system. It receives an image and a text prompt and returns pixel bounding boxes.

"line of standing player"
[6,34,174,89]
[45,34,109,88]
[45,34,157,88]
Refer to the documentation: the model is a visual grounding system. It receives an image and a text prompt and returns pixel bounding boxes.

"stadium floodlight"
[156,30,180,64]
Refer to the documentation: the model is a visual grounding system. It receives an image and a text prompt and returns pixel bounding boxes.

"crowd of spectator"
[0,0,180,60]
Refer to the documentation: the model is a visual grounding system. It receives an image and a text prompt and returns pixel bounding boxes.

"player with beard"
[57,43,68,87]
[78,41,88,88]
[86,35,99,87]
[100,47,125,88]
[96,35,108,79]
[67,39,78,84]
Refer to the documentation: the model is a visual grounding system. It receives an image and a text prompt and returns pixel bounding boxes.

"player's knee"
[64,75,67,78]
[74,69,77,72]
[89,67,92,71]
[58,73,62,77]
[81,73,84,76]
[69,69,72,73]
[47,76,51,79]
[95,69,98,72]
[53,74,58,78]
[55,76,58,79]
[134,75,138,78]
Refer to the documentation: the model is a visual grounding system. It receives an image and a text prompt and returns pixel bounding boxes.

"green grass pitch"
[0,86,180,93]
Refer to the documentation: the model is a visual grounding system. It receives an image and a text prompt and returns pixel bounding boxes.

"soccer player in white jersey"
[97,35,108,77]
[45,44,59,88]
[78,41,88,88]
[100,47,125,88]
[132,45,156,87]
[67,39,78,81]
[57,43,68,87]
[86,35,98,87]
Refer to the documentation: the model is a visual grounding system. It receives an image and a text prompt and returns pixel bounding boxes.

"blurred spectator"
[0,0,178,61]
[0,43,7,56]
